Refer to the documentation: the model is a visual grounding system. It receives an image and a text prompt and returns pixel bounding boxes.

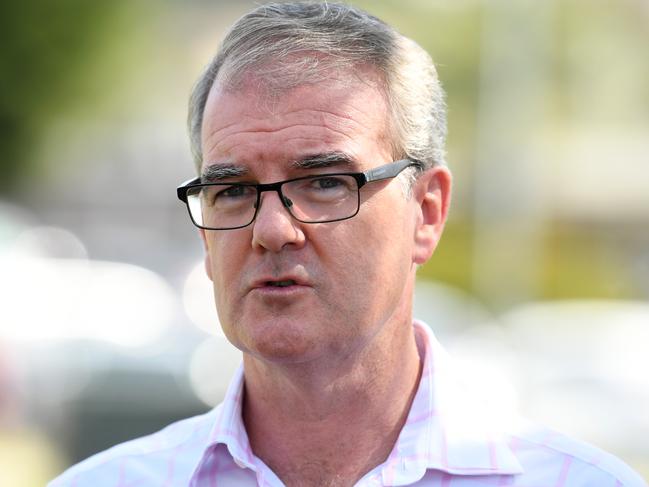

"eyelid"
[310,160,359,171]
[310,173,348,177]
[206,170,356,187]
[204,179,257,185]
[298,169,356,181]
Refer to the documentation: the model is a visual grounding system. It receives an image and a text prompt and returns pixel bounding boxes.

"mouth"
[265,279,297,288]
[249,275,311,294]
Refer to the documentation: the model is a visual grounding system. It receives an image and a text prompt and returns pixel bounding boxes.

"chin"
[238,318,325,365]
[249,344,319,365]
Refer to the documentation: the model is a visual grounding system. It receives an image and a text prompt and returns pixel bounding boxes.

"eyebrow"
[291,152,357,170]
[200,152,356,182]
[201,163,248,182]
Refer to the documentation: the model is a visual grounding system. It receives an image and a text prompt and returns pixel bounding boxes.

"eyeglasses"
[176,159,418,230]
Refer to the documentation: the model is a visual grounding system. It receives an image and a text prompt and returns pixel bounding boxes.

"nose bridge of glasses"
[255,182,294,211]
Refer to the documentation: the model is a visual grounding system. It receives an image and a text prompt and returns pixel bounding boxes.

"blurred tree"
[0,0,134,196]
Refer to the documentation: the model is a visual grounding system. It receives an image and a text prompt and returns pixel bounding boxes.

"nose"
[251,190,306,252]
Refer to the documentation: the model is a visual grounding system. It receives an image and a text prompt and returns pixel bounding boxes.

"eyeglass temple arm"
[363,159,416,182]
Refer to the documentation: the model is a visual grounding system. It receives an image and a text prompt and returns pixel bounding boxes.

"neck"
[241,313,422,487]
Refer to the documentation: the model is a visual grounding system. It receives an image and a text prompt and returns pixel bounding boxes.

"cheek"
[367,205,415,293]
[329,207,412,298]
[358,196,414,261]
[205,234,248,310]
[204,251,213,281]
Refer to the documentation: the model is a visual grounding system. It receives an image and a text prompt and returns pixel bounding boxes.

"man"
[51,2,646,486]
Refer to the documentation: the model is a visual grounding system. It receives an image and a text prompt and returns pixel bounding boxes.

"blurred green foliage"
[356,0,649,307]
[0,0,646,308]
[0,0,134,195]
[418,219,643,310]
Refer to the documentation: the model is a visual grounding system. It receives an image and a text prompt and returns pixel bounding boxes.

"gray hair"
[188,1,447,178]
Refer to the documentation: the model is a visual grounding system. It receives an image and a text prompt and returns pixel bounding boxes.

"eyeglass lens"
[186,174,360,229]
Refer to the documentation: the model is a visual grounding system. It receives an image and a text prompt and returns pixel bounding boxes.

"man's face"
[199,70,439,366]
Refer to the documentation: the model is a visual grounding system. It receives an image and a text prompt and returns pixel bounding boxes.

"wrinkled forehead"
[202,61,396,157]
[199,66,396,177]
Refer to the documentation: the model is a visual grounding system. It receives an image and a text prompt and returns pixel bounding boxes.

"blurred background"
[1,0,648,484]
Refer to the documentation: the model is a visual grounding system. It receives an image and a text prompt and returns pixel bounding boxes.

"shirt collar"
[190,321,524,485]
[379,321,523,485]
[187,364,259,484]
[208,365,258,464]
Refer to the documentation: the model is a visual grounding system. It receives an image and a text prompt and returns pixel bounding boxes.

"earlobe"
[412,166,452,265]
[199,229,214,281]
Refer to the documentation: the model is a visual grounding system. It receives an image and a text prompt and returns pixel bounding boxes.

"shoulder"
[48,407,220,487]
[509,421,647,486]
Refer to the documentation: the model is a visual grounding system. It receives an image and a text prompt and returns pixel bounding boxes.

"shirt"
[49,321,647,486]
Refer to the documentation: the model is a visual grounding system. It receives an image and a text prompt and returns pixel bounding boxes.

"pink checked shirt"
[50,321,647,486]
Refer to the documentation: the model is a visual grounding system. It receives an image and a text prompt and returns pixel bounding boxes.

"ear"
[412,166,452,265]
[198,229,214,282]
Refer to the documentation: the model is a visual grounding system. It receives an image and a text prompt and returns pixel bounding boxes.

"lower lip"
[251,285,312,297]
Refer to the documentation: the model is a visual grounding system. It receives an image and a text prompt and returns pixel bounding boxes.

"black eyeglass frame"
[176,158,420,230]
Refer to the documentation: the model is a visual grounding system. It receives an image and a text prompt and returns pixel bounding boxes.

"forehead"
[200,68,393,172]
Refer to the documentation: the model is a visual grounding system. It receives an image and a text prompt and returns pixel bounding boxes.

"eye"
[310,176,345,190]
[217,185,249,198]
[202,184,256,208]
[287,175,356,204]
